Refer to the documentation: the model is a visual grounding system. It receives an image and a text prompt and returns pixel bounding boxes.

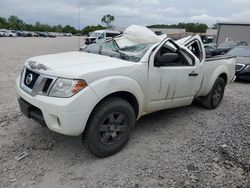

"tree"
[8,15,25,30]
[82,25,106,35]
[34,21,41,31]
[53,25,63,33]
[147,22,208,33]
[0,15,81,34]
[0,17,8,29]
[101,14,115,28]
[63,25,77,34]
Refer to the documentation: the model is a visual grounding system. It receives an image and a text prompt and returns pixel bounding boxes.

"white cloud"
[190,9,250,25]
[0,0,250,27]
[230,0,250,5]
[231,9,250,21]
[190,14,230,24]
[189,9,206,15]
[163,7,180,15]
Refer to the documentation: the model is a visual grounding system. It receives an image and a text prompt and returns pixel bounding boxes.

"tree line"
[0,15,210,35]
[0,15,112,35]
[147,23,209,33]
[0,15,82,34]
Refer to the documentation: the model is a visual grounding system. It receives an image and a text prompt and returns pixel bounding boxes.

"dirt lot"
[0,37,249,188]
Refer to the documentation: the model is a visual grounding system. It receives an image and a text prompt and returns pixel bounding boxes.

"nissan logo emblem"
[25,73,33,85]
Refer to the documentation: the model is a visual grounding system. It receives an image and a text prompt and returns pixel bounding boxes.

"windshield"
[82,40,154,62]
[204,45,215,50]
[89,32,101,38]
[227,47,250,57]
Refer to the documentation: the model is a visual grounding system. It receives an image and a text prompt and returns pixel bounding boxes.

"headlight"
[244,65,250,71]
[49,78,87,97]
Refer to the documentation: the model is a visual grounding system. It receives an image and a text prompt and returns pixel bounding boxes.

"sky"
[1,0,250,28]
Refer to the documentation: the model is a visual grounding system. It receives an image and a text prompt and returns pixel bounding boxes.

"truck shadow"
[15,101,209,161]
[71,102,205,153]
[235,79,250,84]
[134,102,205,130]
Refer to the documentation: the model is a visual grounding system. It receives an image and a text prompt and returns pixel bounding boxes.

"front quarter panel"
[88,76,145,118]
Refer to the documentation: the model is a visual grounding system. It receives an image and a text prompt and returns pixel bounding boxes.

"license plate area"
[18,98,34,118]
[18,98,46,126]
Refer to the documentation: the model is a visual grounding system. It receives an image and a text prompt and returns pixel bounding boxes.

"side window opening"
[98,33,105,39]
[106,33,113,38]
[106,33,120,38]
[154,41,195,67]
[179,50,194,66]
[187,41,203,62]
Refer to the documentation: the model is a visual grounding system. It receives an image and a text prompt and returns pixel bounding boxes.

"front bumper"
[16,76,99,136]
[18,98,46,126]
[236,68,250,81]
[236,75,250,81]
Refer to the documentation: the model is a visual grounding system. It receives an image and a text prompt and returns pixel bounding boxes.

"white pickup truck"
[16,26,236,157]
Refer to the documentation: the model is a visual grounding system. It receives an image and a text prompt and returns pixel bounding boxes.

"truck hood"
[25,51,135,80]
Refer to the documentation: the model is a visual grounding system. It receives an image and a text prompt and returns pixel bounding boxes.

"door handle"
[189,71,199,76]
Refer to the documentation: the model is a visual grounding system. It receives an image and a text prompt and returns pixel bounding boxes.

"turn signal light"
[71,80,88,94]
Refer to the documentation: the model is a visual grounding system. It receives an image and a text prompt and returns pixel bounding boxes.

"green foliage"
[8,15,25,30]
[0,15,81,34]
[185,23,208,33]
[82,25,106,35]
[0,15,108,35]
[0,17,8,29]
[101,14,115,28]
[62,25,77,34]
[0,15,210,35]
[148,22,208,33]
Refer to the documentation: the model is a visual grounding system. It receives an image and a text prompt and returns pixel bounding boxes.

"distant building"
[216,22,250,45]
[114,27,187,39]
[206,29,217,36]
[149,28,186,39]
[149,28,186,35]
[199,29,217,44]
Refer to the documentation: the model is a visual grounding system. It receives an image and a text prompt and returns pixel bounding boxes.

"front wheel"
[83,97,135,157]
[201,77,226,109]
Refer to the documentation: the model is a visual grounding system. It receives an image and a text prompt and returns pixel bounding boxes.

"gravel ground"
[0,37,249,188]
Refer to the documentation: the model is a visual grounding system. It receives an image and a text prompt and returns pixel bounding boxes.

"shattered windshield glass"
[81,40,154,62]
[89,32,101,38]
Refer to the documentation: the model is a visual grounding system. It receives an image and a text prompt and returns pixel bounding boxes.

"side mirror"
[155,53,179,67]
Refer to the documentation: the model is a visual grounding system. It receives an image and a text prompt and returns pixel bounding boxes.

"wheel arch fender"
[205,65,229,95]
[88,75,145,119]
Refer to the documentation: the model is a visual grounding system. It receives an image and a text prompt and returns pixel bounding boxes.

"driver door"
[147,39,202,112]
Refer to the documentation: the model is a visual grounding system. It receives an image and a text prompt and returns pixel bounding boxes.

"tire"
[201,77,225,109]
[83,97,135,157]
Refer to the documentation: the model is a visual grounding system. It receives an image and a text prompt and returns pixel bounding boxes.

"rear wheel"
[201,77,225,109]
[83,97,135,157]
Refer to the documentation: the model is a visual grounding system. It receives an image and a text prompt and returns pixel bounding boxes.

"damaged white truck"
[16,25,236,157]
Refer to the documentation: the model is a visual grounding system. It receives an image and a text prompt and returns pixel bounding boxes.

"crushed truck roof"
[114,25,167,48]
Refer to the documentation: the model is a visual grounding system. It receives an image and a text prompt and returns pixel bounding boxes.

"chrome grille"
[24,69,40,89]
[20,67,56,96]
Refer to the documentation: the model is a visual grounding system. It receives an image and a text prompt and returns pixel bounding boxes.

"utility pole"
[78,6,81,49]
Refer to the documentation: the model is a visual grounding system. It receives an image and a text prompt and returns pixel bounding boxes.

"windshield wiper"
[112,49,127,60]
